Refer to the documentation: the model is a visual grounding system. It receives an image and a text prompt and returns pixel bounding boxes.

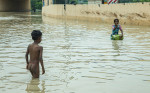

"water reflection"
[26,78,45,93]
[0,12,150,93]
[112,40,120,50]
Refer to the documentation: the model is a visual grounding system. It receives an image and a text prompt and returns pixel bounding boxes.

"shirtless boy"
[25,30,45,78]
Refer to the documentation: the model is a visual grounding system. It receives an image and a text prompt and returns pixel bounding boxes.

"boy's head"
[114,19,119,25]
[31,30,42,43]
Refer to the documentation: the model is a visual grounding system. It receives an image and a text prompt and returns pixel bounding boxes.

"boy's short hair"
[31,30,42,40]
[114,19,119,22]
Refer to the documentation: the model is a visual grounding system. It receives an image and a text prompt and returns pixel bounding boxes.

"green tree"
[31,0,42,12]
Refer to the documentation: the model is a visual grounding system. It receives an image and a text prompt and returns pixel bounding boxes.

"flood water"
[0,12,150,93]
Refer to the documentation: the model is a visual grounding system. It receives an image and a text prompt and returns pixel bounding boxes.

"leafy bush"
[31,0,42,10]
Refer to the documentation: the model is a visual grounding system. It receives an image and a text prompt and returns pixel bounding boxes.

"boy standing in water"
[112,19,123,38]
[25,30,45,78]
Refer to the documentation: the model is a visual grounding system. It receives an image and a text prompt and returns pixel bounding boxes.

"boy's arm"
[39,46,45,74]
[25,45,30,69]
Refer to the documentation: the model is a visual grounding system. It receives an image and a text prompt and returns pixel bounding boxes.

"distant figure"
[111,19,123,38]
[102,0,104,4]
[33,8,36,12]
[43,0,45,7]
[25,30,45,78]
[32,5,36,12]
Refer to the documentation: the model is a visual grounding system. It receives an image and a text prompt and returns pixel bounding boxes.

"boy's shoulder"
[28,44,42,48]
[27,44,32,48]
[39,46,43,48]
[37,46,43,51]
[38,45,43,50]
[35,44,43,50]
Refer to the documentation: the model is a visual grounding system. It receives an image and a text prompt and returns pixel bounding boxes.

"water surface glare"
[0,12,150,93]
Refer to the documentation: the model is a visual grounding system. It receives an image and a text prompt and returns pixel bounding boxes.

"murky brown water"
[0,12,150,93]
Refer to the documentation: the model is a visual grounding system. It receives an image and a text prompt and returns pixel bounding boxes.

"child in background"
[25,30,45,78]
[112,19,123,38]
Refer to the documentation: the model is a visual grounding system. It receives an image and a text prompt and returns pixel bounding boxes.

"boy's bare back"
[28,43,42,63]
[25,30,45,78]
